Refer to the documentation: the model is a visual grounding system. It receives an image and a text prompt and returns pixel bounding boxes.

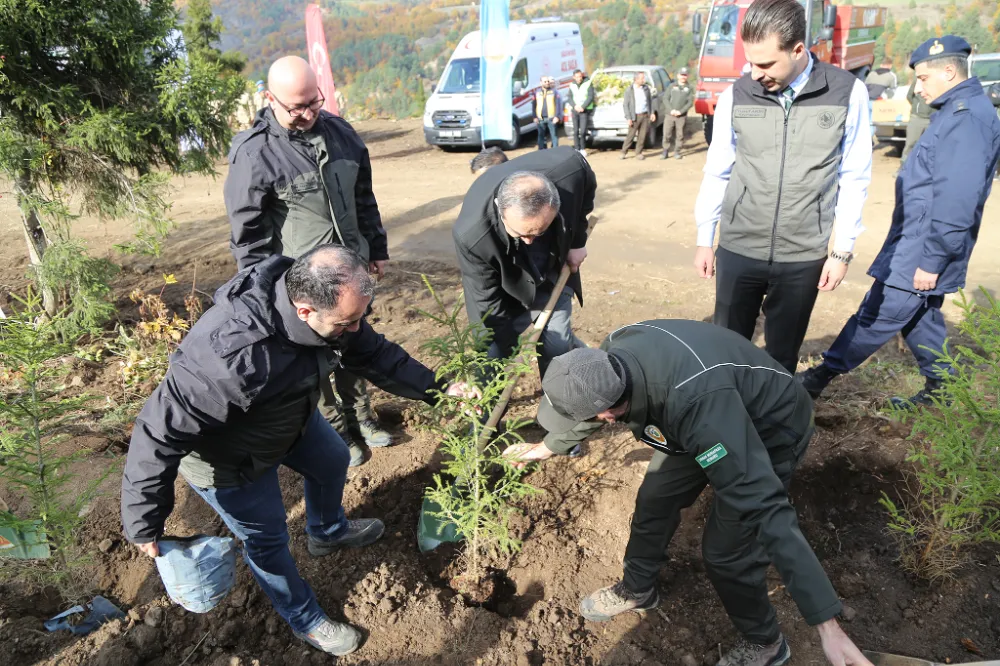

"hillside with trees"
[185,0,1000,120]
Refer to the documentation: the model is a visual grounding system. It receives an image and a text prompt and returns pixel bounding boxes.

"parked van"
[422,20,585,150]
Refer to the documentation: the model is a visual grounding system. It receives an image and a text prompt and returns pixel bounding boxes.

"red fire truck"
[692,0,887,143]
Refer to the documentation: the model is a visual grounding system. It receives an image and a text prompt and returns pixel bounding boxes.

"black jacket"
[623,83,654,121]
[225,108,388,269]
[121,256,441,544]
[603,320,839,627]
[452,147,596,353]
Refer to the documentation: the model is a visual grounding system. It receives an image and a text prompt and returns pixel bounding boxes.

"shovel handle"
[475,216,598,452]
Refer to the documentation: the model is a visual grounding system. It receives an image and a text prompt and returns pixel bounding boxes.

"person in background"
[569,69,595,156]
[534,76,563,150]
[799,36,1000,408]
[662,67,693,160]
[621,71,656,160]
[225,56,392,467]
[470,146,509,176]
[692,0,872,375]
[866,57,898,143]
[901,78,935,166]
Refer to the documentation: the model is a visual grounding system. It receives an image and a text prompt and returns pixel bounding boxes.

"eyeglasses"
[270,91,326,118]
[497,205,557,242]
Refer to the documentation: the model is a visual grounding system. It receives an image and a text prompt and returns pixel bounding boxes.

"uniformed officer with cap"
[799,36,1000,408]
[528,320,872,666]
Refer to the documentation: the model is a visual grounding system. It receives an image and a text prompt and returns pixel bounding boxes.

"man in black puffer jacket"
[121,245,474,657]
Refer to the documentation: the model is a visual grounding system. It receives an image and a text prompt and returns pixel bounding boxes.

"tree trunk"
[15,172,56,315]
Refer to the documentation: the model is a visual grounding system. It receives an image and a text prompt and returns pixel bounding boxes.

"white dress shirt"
[633,84,649,114]
[694,57,872,254]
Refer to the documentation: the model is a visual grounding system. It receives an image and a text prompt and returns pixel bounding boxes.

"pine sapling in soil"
[0,291,113,590]
[418,278,539,600]
[880,288,1000,580]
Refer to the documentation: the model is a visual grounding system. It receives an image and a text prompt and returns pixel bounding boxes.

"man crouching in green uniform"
[522,320,871,666]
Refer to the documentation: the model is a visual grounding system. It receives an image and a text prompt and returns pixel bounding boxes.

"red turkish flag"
[305,4,340,116]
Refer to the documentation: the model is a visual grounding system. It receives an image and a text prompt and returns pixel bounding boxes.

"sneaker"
[889,377,951,411]
[717,636,790,666]
[308,518,385,557]
[637,153,646,161]
[356,418,392,448]
[675,153,683,160]
[579,580,658,622]
[294,616,362,656]
[796,364,839,399]
[619,154,627,160]
[660,151,669,160]
[567,443,583,458]
[347,441,366,467]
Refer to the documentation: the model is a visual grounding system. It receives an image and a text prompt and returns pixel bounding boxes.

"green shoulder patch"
[696,443,728,469]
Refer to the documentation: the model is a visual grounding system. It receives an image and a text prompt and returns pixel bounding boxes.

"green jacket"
[665,81,694,115]
[599,319,841,627]
[569,79,595,111]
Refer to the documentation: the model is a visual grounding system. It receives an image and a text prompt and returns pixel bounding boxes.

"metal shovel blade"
[865,651,1000,666]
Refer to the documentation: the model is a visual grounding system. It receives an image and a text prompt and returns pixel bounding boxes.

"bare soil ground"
[1,119,999,666]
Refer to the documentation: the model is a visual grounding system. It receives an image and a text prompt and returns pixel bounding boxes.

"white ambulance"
[422,20,585,150]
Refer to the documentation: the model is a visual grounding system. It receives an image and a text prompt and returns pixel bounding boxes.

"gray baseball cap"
[678,67,689,75]
[536,348,627,434]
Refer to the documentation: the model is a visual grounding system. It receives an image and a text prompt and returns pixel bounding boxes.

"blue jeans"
[537,118,559,149]
[188,409,350,634]
[822,280,950,379]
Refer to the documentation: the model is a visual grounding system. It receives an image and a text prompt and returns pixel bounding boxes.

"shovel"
[864,651,1000,666]
[416,216,598,552]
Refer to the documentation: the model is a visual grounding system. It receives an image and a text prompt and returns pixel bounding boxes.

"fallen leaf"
[961,638,983,656]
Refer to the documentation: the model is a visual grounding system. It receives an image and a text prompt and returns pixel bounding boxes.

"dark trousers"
[662,115,686,155]
[318,367,373,437]
[621,113,650,156]
[623,427,812,644]
[537,118,559,149]
[821,280,950,379]
[188,410,350,634]
[571,110,590,150]
[714,246,826,374]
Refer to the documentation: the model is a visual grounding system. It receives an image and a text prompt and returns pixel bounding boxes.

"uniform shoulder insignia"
[954,99,968,113]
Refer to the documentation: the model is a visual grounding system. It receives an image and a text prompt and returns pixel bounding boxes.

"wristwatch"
[830,250,853,265]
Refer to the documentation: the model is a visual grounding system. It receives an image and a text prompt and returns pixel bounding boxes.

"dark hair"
[470,146,508,174]
[573,69,583,75]
[926,55,969,78]
[881,56,893,67]
[741,0,806,51]
[496,171,561,219]
[285,244,375,311]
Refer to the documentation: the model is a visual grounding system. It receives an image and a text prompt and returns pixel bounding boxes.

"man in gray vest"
[225,56,393,467]
[692,0,872,374]
[569,69,595,155]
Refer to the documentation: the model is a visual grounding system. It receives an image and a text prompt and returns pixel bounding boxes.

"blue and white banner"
[480,0,512,143]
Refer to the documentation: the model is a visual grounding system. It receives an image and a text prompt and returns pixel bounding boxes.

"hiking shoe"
[579,580,658,622]
[637,153,646,161]
[294,616,362,656]
[717,636,790,666]
[797,364,839,399]
[347,441,367,467]
[890,378,951,411]
[308,519,385,557]
[356,418,392,448]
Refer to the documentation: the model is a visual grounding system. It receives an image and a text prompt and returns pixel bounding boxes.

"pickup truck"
[563,65,672,148]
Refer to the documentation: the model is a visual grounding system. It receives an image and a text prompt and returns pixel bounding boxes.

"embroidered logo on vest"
[817,111,836,129]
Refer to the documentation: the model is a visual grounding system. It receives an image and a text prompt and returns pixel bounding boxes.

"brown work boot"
[579,580,658,621]
[716,635,790,666]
